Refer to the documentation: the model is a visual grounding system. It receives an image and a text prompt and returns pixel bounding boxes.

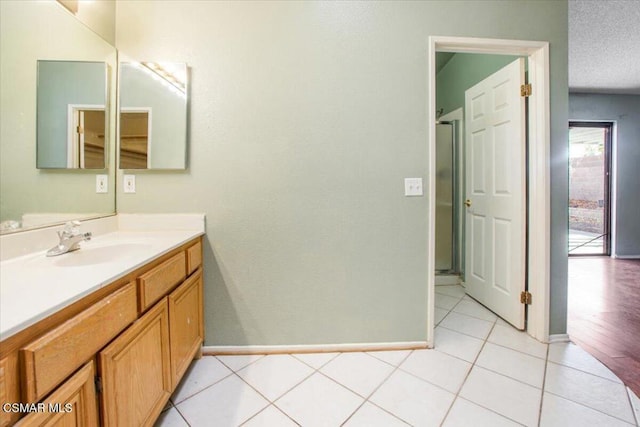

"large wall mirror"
[0,1,116,233]
[119,62,188,170]
[37,60,108,169]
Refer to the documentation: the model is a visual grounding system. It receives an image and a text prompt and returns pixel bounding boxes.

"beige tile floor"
[156,285,640,427]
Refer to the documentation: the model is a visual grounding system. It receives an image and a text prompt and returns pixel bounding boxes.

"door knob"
[464,199,472,207]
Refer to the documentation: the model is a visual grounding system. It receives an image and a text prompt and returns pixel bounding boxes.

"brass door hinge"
[520,83,532,97]
[77,125,84,134]
[520,291,532,305]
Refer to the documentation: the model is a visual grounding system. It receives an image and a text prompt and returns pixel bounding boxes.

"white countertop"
[0,214,205,341]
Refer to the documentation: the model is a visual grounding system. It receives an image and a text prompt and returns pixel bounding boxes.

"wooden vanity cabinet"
[99,267,204,427]
[0,237,204,427]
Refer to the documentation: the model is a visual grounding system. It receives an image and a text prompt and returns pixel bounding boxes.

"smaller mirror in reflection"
[37,60,107,169]
[119,62,187,170]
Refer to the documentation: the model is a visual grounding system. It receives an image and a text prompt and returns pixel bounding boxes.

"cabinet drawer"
[21,283,137,403]
[138,252,186,312]
[186,241,202,275]
[16,361,98,427]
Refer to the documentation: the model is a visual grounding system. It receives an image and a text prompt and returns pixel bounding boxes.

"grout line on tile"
[486,339,548,361]
[625,387,640,427]
[395,362,473,392]
[452,294,500,323]
[472,363,545,391]
[450,308,498,323]
[546,359,631,385]
[537,339,551,427]
[366,349,412,367]
[170,370,246,406]
[243,364,317,405]
[339,349,415,426]
[546,356,625,385]
[436,297,465,323]
[170,368,235,405]
[437,323,491,341]
[215,354,266,373]
[349,400,413,426]
[454,396,529,427]
[239,404,301,427]
[290,351,340,370]
[439,319,496,424]
[544,390,638,426]
[315,368,372,401]
[172,401,194,427]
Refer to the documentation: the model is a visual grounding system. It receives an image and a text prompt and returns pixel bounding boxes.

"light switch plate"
[96,175,108,193]
[123,175,136,193]
[404,178,423,196]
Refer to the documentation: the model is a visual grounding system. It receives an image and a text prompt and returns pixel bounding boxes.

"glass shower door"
[435,123,456,272]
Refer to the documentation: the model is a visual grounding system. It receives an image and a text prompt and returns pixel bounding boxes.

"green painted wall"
[116,0,569,345]
[436,53,522,117]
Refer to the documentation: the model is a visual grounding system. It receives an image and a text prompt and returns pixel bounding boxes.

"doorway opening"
[120,109,152,169]
[568,121,612,256]
[436,54,528,331]
[428,37,551,346]
[67,105,106,169]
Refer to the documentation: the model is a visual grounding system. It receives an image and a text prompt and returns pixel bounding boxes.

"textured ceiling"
[569,0,640,94]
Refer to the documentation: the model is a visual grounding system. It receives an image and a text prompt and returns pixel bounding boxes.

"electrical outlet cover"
[123,175,136,193]
[404,177,423,196]
[96,175,108,193]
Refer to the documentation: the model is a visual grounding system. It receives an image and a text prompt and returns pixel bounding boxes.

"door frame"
[120,107,153,169]
[67,104,105,168]
[427,36,551,345]
[567,121,613,256]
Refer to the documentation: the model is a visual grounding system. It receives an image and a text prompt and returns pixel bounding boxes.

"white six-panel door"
[464,58,526,329]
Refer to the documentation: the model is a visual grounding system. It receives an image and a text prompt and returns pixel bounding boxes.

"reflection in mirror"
[37,60,108,169]
[120,110,150,168]
[119,62,188,170]
[0,1,116,233]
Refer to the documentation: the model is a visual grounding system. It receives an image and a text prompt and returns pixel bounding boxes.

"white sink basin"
[53,242,152,267]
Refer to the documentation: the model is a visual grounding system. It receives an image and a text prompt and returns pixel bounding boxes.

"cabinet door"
[99,300,171,427]
[0,353,21,427]
[16,361,98,427]
[168,270,204,385]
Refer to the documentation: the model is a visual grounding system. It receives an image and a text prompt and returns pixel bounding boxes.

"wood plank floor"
[567,256,640,396]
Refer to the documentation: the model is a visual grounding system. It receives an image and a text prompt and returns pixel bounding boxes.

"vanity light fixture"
[133,62,187,96]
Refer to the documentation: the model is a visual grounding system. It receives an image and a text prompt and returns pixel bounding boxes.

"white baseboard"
[548,334,571,344]
[612,254,640,259]
[203,341,428,356]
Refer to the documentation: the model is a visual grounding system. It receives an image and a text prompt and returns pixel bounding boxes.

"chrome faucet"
[46,221,92,257]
